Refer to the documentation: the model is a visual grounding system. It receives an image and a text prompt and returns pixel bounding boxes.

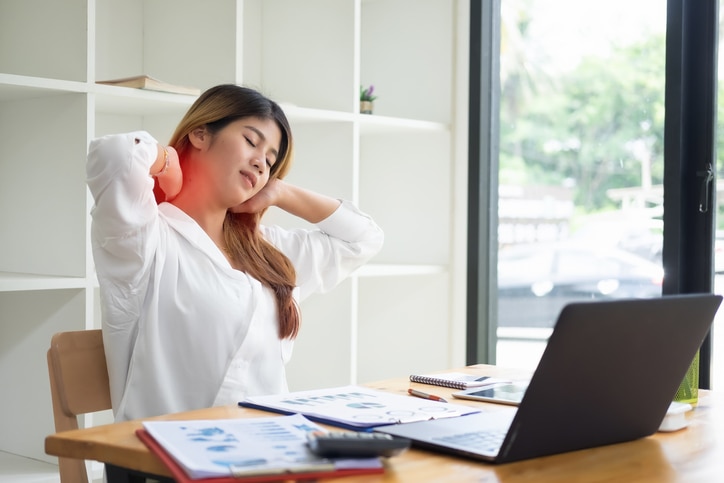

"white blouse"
[87,131,384,421]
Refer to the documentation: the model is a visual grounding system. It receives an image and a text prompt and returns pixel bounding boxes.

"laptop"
[375,294,722,464]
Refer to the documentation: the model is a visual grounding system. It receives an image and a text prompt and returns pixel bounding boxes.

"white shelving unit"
[0,0,469,479]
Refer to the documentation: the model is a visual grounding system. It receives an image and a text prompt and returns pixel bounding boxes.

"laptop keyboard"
[433,429,506,455]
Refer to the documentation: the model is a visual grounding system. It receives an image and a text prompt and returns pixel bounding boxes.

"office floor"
[0,451,59,483]
[0,450,101,483]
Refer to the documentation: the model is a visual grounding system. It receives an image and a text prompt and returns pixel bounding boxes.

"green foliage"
[500,34,667,212]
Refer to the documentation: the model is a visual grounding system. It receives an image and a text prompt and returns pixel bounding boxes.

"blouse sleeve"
[86,131,161,288]
[261,201,384,300]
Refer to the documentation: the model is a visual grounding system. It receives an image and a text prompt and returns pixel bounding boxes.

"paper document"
[241,385,480,429]
[142,414,382,480]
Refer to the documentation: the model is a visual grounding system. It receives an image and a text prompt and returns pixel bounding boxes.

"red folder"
[135,429,385,482]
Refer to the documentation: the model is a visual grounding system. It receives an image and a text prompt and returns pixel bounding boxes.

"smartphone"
[452,382,529,406]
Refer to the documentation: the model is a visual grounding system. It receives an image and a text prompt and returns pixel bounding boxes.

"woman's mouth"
[240,170,257,188]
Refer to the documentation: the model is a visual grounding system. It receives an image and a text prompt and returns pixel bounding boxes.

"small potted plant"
[360,84,377,114]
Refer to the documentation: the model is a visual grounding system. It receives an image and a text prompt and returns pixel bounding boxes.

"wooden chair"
[47,330,174,483]
[47,329,111,483]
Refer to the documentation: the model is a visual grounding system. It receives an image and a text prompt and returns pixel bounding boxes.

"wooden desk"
[46,365,724,482]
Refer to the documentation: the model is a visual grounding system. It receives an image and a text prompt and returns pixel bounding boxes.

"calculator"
[306,431,411,458]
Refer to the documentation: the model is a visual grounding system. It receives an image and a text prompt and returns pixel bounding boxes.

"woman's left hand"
[231,179,340,223]
[230,178,284,214]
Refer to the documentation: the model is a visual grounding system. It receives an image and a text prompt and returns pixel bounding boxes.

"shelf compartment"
[359,129,453,265]
[287,279,355,390]
[262,121,356,229]
[361,0,455,123]
[0,0,87,82]
[0,289,86,463]
[0,93,88,277]
[95,0,237,94]
[250,0,356,112]
[357,273,451,383]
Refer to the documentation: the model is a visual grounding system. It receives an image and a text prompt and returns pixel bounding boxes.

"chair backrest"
[47,329,112,483]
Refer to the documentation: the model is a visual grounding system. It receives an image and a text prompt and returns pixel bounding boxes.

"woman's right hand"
[154,146,182,202]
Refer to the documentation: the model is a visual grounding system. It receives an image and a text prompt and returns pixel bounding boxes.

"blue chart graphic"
[347,402,385,409]
[281,391,374,407]
[207,445,236,452]
[247,386,473,427]
[143,414,348,478]
[177,419,312,468]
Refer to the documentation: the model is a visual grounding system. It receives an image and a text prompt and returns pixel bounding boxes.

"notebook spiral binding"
[409,374,470,390]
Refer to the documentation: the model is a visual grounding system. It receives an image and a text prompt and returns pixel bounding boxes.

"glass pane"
[496,0,667,370]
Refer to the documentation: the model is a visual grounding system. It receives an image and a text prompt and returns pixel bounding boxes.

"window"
[469,0,719,388]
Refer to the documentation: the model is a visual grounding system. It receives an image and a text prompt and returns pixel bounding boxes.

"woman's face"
[197,116,282,207]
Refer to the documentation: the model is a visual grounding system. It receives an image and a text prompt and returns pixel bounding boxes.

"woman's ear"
[188,127,209,150]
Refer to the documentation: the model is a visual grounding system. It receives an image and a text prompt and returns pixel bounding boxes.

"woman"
[87,85,384,421]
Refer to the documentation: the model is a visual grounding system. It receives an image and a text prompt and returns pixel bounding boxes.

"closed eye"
[244,125,279,169]
[247,137,273,170]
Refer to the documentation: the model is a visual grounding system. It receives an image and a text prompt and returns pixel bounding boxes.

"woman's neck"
[170,192,228,248]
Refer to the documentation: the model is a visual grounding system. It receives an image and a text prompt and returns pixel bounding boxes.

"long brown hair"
[168,85,300,339]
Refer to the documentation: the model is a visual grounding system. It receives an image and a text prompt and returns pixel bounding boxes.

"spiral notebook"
[409,372,511,390]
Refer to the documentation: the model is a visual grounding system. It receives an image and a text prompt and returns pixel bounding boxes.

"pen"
[408,388,448,403]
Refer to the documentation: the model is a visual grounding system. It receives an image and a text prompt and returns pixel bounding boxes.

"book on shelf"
[137,414,384,482]
[409,372,511,390]
[239,385,479,430]
[96,75,200,96]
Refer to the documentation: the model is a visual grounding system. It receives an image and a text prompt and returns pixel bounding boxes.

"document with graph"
[240,385,480,430]
[138,414,384,481]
